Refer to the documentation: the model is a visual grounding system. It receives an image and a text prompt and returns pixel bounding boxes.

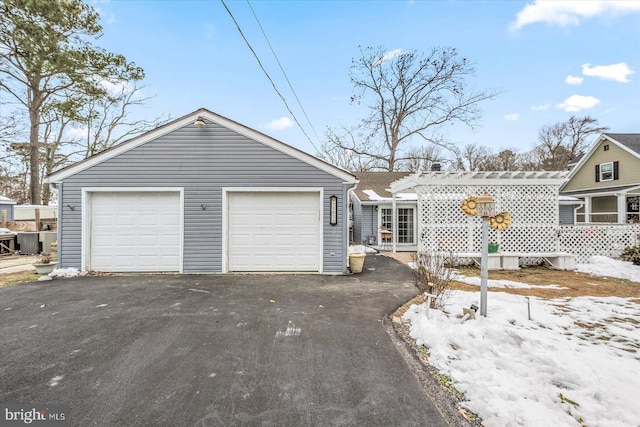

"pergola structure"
[388,171,570,254]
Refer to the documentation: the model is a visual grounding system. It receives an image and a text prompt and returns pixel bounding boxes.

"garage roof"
[48,108,356,184]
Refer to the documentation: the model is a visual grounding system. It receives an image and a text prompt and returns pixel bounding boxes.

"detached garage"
[48,108,357,274]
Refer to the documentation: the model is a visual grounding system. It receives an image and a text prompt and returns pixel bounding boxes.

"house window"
[379,207,414,244]
[381,208,393,230]
[397,208,414,244]
[599,162,614,181]
[603,144,609,151]
[628,196,640,223]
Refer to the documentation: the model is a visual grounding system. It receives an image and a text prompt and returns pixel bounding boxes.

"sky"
[404,255,640,426]
[89,0,640,158]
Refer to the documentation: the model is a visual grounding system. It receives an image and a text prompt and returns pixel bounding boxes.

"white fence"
[557,224,640,263]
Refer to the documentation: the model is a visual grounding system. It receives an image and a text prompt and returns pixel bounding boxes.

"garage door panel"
[228,192,320,272]
[90,192,181,272]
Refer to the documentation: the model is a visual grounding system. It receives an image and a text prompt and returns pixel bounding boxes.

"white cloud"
[557,94,600,112]
[65,126,88,140]
[97,78,133,95]
[266,117,294,131]
[531,104,550,111]
[374,49,406,66]
[504,113,519,121]
[511,1,640,30]
[582,62,635,83]
[565,75,584,85]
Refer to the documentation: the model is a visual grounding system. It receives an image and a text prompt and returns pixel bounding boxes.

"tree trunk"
[29,107,41,205]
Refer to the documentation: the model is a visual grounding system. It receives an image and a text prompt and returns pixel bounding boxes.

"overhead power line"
[246,0,320,142]
[220,0,319,152]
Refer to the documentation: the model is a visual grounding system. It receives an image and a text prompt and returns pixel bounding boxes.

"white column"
[392,194,397,252]
[617,193,626,224]
[584,196,591,223]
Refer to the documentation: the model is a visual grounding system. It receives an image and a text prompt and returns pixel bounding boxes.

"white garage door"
[228,192,321,272]
[89,191,181,272]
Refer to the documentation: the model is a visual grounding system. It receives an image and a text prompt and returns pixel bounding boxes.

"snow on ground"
[403,256,640,426]
[348,245,377,254]
[576,256,640,283]
[49,268,83,278]
[453,273,568,289]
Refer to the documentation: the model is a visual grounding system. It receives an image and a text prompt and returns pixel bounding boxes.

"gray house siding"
[361,205,378,245]
[0,203,14,221]
[351,199,378,245]
[58,122,347,273]
[559,205,575,225]
[351,195,363,244]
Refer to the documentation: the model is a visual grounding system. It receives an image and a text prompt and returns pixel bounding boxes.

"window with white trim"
[600,162,613,181]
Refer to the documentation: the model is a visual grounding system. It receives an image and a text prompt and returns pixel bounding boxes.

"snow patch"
[349,245,377,254]
[49,268,83,278]
[404,291,640,426]
[576,256,640,283]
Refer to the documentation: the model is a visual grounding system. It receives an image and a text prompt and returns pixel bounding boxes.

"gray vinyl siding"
[0,203,14,221]
[559,205,575,225]
[351,196,363,244]
[58,122,348,273]
[361,205,378,245]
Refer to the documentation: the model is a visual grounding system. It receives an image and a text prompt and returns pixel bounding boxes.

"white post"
[617,193,626,224]
[584,196,591,223]
[480,216,489,317]
[392,194,397,252]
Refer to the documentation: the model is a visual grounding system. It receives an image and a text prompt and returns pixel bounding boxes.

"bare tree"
[533,115,607,170]
[481,149,522,171]
[320,46,499,171]
[400,145,445,172]
[452,143,492,171]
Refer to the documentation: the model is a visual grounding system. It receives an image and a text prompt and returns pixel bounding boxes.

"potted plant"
[33,254,58,281]
[488,242,500,253]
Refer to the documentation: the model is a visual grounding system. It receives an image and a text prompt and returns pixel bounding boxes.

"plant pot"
[488,243,500,253]
[33,262,57,281]
[349,253,366,274]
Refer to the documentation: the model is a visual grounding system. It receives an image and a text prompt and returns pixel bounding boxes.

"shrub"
[621,245,640,266]
[412,251,458,309]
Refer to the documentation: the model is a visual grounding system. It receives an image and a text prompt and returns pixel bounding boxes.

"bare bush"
[412,251,458,309]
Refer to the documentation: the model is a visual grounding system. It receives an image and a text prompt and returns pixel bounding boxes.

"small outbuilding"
[48,108,357,274]
[0,195,17,222]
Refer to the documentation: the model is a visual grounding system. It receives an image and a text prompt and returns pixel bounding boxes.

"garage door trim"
[222,187,324,273]
[81,187,184,272]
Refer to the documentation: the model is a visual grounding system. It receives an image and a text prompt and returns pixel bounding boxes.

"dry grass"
[0,270,39,288]
[383,252,640,300]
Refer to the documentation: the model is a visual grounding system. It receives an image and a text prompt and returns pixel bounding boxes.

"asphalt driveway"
[0,254,448,426]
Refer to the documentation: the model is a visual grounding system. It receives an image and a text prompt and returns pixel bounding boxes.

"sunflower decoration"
[490,212,512,231]
[461,196,478,216]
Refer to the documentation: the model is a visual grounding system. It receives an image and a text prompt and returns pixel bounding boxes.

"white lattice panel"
[557,224,640,263]
[415,183,560,254]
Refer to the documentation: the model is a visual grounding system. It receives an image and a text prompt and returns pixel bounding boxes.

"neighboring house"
[561,133,640,224]
[351,172,417,250]
[48,108,357,274]
[0,196,17,222]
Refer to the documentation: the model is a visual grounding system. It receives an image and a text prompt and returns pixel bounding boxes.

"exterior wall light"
[194,116,206,128]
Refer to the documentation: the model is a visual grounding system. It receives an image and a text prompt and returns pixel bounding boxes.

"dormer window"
[600,162,613,181]
[595,161,619,182]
